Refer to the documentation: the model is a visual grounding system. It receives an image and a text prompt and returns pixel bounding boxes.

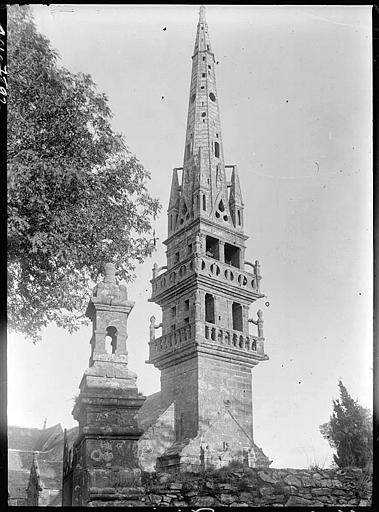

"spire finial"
[104,262,116,284]
[199,5,206,23]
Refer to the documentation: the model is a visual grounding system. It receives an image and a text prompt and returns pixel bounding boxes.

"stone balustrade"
[198,255,260,293]
[204,322,264,355]
[149,322,264,360]
[151,254,262,298]
[149,324,194,358]
[151,255,194,297]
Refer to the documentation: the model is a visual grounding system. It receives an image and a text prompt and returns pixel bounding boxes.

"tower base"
[138,394,272,474]
[63,361,145,506]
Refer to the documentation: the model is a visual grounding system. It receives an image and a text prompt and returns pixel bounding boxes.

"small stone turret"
[63,263,145,507]
[85,262,135,366]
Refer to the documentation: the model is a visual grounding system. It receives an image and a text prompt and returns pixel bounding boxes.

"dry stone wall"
[140,467,372,507]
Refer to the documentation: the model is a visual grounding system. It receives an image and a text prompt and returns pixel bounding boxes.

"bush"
[320,380,373,468]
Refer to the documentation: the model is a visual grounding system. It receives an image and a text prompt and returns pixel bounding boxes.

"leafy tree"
[7,5,161,342]
[320,380,372,468]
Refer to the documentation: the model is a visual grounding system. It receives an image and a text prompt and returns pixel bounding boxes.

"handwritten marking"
[0,23,5,106]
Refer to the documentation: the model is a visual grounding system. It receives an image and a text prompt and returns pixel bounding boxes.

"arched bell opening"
[105,326,118,354]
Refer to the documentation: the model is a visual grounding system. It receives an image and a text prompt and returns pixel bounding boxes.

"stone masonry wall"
[63,465,372,507]
[198,354,253,436]
[140,466,372,508]
[160,358,199,440]
[138,403,176,473]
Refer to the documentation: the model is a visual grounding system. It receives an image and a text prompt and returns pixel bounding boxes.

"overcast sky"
[8,4,372,469]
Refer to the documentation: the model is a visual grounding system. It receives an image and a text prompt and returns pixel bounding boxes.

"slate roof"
[159,438,193,457]
[33,423,63,452]
[35,459,63,489]
[8,424,78,505]
[8,469,32,502]
[8,449,35,502]
[8,449,35,471]
[137,391,164,431]
[8,426,43,450]
[253,442,273,466]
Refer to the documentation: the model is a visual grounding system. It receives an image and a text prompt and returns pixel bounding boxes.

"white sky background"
[7,5,372,469]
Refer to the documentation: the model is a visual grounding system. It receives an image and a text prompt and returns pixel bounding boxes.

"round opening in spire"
[209,92,216,102]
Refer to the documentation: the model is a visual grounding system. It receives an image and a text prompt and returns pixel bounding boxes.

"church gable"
[138,402,175,472]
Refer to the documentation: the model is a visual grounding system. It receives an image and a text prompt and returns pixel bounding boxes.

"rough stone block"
[311,488,332,496]
[271,494,285,503]
[259,470,276,484]
[283,484,297,494]
[259,486,274,496]
[169,482,183,490]
[172,500,187,506]
[239,492,254,502]
[192,495,215,507]
[220,483,233,491]
[283,475,302,487]
[333,489,347,495]
[285,496,318,506]
[315,495,336,504]
[185,489,199,496]
[148,493,162,504]
[301,476,314,487]
[220,493,236,504]
[158,473,171,484]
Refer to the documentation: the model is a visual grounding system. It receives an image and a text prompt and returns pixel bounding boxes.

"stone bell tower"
[63,263,145,506]
[142,6,271,471]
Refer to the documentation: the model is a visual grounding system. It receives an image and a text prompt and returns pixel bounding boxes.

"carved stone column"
[63,263,145,507]
[219,240,225,263]
[242,305,249,332]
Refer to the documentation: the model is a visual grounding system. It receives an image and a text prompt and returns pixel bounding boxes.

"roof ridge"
[8,424,43,429]
[8,448,37,453]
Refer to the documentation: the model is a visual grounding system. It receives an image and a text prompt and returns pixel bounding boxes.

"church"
[61,7,270,506]
[10,6,271,507]
[138,4,271,472]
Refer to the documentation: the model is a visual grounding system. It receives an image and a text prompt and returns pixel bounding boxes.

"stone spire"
[199,5,206,23]
[228,165,244,230]
[147,7,270,473]
[167,168,180,235]
[171,3,233,230]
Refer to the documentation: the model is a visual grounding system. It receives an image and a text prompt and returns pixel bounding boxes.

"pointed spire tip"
[199,5,206,23]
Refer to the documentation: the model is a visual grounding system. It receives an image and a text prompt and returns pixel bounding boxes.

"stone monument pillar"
[62,263,145,506]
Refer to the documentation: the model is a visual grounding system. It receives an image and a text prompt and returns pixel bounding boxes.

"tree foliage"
[7,5,161,342]
[320,380,372,468]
